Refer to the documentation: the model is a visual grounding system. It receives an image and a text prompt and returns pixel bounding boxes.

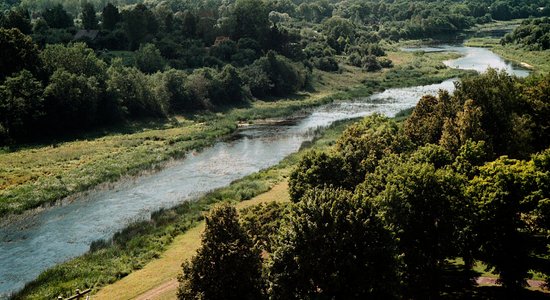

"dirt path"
[94,181,290,300]
[476,277,547,289]
[135,279,179,300]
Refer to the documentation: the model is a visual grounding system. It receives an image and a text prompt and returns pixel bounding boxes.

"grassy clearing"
[0,49,465,218]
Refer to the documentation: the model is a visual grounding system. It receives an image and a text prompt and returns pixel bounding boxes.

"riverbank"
[10,115,357,299]
[464,38,550,74]
[462,20,550,75]
[0,50,463,219]
[96,180,290,300]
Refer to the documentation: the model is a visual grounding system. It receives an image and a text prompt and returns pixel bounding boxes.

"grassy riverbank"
[11,115,355,300]
[464,37,550,74]
[463,20,550,75]
[9,50,469,299]
[0,50,464,218]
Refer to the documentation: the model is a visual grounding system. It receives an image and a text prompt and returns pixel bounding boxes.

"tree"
[107,60,165,118]
[370,159,468,296]
[268,188,398,299]
[217,64,243,104]
[230,0,269,42]
[42,4,73,29]
[289,151,347,202]
[334,114,412,187]
[468,156,549,289]
[151,69,188,113]
[178,204,263,300]
[0,28,41,80]
[404,94,446,146]
[0,70,44,140]
[1,8,32,34]
[240,202,289,252]
[40,43,107,79]
[134,43,165,74]
[323,16,356,52]
[44,69,100,129]
[102,3,120,31]
[123,4,158,50]
[81,3,98,30]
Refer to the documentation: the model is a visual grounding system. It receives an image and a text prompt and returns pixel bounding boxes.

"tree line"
[0,28,309,143]
[177,70,550,299]
[502,17,550,50]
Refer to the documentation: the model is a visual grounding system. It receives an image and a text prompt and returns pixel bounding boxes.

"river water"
[0,46,529,297]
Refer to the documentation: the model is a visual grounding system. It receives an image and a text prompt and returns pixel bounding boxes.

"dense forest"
[179,70,550,299]
[1,0,549,143]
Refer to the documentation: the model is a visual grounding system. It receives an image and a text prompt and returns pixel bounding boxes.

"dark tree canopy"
[0,28,41,80]
[178,204,263,300]
[101,3,120,31]
[42,4,73,29]
[81,3,98,30]
[268,188,399,299]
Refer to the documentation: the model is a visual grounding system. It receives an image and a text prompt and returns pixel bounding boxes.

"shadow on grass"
[439,263,549,300]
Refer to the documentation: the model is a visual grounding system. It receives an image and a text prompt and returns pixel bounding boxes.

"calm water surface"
[0,46,529,297]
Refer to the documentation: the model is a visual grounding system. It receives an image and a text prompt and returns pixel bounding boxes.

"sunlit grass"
[0,50,464,217]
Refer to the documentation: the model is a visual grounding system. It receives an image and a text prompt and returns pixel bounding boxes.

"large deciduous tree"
[0,70,44,140]
[178,204,263,300]
[42,4,73,29]
[268,188,399,299]
[0,28,41,80]
[468,154,550,288]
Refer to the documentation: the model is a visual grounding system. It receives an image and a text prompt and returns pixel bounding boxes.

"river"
[0,45,529,297]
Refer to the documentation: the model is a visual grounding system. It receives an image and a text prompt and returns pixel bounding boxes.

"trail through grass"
[95,181,290,300]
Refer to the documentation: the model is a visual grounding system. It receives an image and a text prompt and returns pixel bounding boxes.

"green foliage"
[404,91,455,147]
[268,188,398,299]
[370,159,468,296]
[101,3,120,31]
[178,204,264,300]
[81,2,98,30]
[502,18,550,50]
[106,61,165,118]
[217,64,243,103]
[42,4,73,29]
[468,155,549,288]
[0,70,44,140]
[230,0,269,43]
[0,28,41,80]
[323,16,355,53]
[334,114,412,187]
[242,52,308,98]
[0,7,32,34]
[44,69,100,128]
[288,151,346,202]
[405,70,550,158]
[123,4,158,50]
[40,42,107,79]
[240,201,289,252]
[134,43,165,74]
